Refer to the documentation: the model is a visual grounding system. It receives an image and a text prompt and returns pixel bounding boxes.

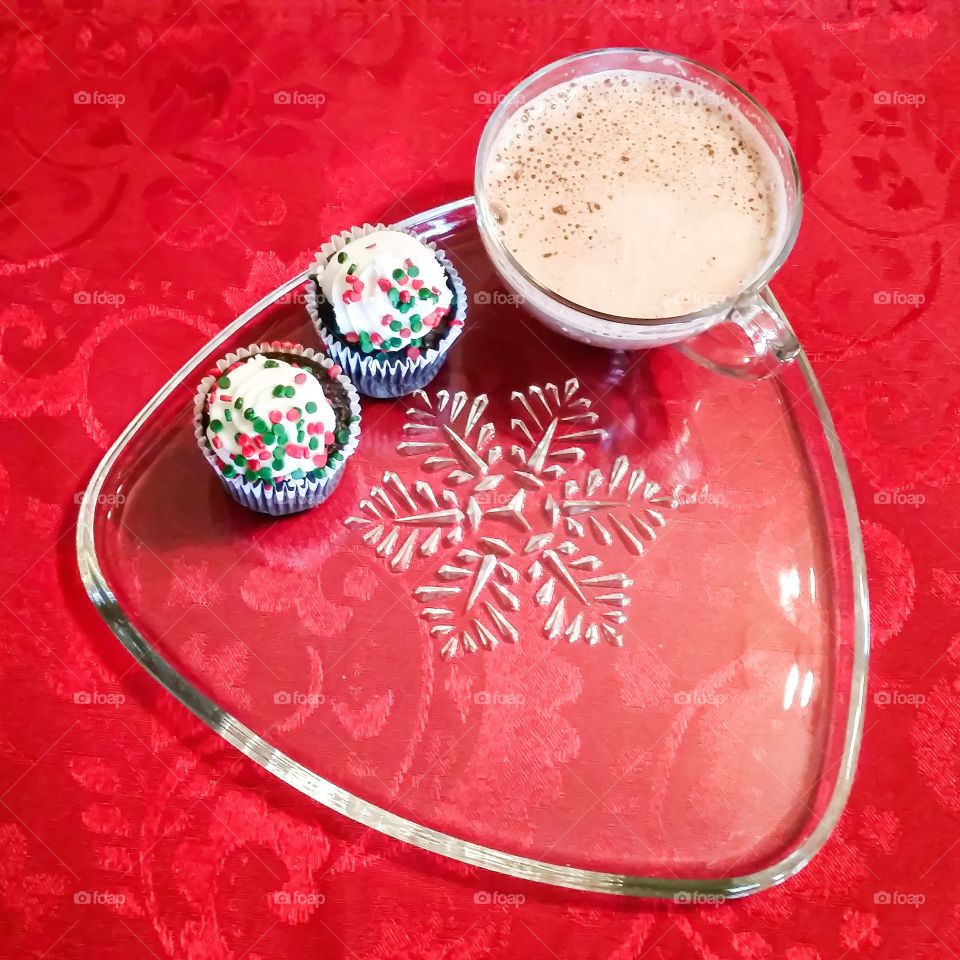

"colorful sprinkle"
[217,375,231,389]
[294,372,307,384]
[305,401,318,413]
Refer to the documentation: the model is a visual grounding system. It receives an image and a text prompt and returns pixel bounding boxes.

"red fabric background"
[0,0,954,956]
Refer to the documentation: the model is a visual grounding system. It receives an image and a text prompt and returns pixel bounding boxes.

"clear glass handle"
[676,288,800,380]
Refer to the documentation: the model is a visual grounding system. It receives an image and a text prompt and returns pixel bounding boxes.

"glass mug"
[474,48,803,379]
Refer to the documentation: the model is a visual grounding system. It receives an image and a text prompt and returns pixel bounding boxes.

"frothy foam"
[482,70,787,319]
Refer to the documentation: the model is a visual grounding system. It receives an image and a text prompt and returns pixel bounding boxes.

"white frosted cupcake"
[194,342,361,515]
[305,225,466,398]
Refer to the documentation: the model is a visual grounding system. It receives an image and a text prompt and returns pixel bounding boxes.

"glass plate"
[77,197,868,899]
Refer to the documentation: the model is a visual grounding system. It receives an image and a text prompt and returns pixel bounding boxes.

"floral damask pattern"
[0,0,954,957]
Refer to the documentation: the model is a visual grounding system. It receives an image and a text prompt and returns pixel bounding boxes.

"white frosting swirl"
[318,230,453,353]
[204,354,337,483]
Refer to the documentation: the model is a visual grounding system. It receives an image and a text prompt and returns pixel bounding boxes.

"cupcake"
[194,342,361,515]
[306,225,467,398]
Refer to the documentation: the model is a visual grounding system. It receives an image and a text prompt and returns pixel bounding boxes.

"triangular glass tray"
[77,197,868,899]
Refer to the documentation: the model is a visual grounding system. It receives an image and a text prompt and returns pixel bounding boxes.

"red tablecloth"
[0,1,953,956]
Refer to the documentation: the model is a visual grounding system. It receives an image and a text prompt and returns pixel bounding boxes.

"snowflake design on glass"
[345,382,678,658]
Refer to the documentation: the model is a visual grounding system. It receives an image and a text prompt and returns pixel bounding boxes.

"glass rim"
[473,47,804,327]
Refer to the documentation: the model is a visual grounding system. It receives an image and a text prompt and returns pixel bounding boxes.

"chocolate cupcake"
[305,225,466,398]
[194,342,361,515]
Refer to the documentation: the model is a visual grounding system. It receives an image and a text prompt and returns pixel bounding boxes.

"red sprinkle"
[219,394,232,402]
[377,278,392,293]
[269,410,283,424]
[399,290,411,303]
[407,347,421,360]
[246,458,259,470]
[258,449,271,461]
[212,436,223,449]
[324,431,335,446]
[328,364,342,378]
[294,372,307,384]
[312,454,327,467]
[371,332,383,346]
[381,315,392,326]
[344,333,360,344]
[411,279,424,290]
[286,408,299,422]
[400,327,411,338]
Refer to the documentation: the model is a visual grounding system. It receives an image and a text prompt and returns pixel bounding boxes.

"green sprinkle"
[407,265,420,278]
[209,419,223,432]
[253,417,269,434]
[287,385,297,398]
[263,359,279,368]
[274,428,288,444]
[388,287,400,306]
[398,300,411,314]
[222,464,236,478]
[418,287,432,300]
[411,319,423,333]
[234,432,242,442]
[337,251,347,264]
[218,375,232,389]
[389,336,403,348]
[330,451,343,462]
[244,469,259,481]
[272,385,285,397]
[244,407,255,420]
[350,415,360,423]
[412,338,422,347]
[309,436,319,450]
[392,268,405,281]
[234,397,243,409]
[305,401,317,413]
[297,431,305,443]
[389,320,402,333]
[272,459,284,471]
[263,432,276,446]
[224,408,232,422]
[361,340,375,354]
[336,428,350,444]
[347,263,357,275]
[232,453,245,466]
[258,467,272,480]
[291,468,305,480]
